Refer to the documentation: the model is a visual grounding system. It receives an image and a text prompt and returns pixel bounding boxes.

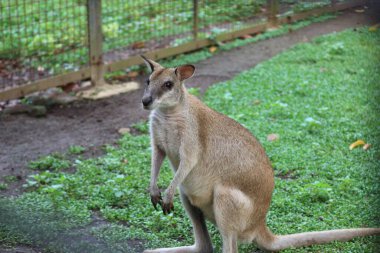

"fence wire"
[102,0,194,63]
[103,0,269,63]
[198,0,267,35]
[0,0,357,96]
[279,0,333,15]
[0,0,88,90]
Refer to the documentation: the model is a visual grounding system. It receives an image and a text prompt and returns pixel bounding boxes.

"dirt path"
[1,5,379,196]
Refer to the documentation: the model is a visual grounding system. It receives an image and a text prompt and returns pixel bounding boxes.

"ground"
[0,5,379,253]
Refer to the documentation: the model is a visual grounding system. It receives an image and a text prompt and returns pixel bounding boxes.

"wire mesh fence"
[0,0,89,91]
[279,0,333,15]
[102,0,195,63]
[0,0,363,100]
[197,0,267,39]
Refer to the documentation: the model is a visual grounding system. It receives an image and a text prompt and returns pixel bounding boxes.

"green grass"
[28,154,71,171]
[68,145,86,155]
[1,27,379,252]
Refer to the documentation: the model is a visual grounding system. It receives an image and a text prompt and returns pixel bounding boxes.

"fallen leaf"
[363,143,371,151]
[240,34,252,40]
[349,139,365,150]
[267,133,279,142]
[368,24,379,32]
[127,71,139,78]
[252,99,261,105]
[118,128,131,135]
[132,41,145,49]
[61,82,78,93]
[209,46,217,53]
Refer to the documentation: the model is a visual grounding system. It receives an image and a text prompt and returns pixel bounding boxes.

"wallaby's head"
[140,55,195,111]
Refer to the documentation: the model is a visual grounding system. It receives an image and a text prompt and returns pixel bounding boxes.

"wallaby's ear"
[140,55,162,72]
[175,65,195,81]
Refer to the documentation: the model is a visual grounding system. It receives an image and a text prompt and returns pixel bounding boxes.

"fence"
[0,0,366,101]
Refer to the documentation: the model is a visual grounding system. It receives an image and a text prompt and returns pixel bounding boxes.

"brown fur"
[140,57,380,253]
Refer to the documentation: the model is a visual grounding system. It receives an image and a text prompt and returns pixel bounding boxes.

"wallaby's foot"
[144,245,213,253]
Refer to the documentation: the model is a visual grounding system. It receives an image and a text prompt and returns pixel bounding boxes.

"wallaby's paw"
[150,192,163,211]
[150,185,162,210]
[162,200,174,215]
[161,190,174,215]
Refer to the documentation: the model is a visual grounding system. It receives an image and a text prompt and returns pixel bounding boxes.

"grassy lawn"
[1,27,379,252]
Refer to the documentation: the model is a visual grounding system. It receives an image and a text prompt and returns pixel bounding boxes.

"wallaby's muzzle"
[142,95,153,109]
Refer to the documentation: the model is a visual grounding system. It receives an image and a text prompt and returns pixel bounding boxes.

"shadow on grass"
[0,197,144,253]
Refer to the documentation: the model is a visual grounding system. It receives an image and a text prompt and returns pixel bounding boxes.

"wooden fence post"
[87,0,105,86]
[267,0,279,27]
[193,0,199,40]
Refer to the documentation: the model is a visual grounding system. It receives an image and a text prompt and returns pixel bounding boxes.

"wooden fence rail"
[0,0,366,101]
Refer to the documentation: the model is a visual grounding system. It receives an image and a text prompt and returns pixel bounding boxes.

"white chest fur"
[150,110,186,169]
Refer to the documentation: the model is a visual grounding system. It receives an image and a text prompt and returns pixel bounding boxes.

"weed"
[130,121,149,135]
[0,183,8,191]
[3,175,19,183]
[68,145,86,155]
[28,154,71,171]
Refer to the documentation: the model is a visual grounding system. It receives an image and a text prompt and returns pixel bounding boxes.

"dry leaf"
[132,41,145,49]
[349,139,365,150]
[267,133,279,142]
[240,34,252,40]
[118,127,131,135]
[61,82,78,93]
[252,99,261,105]
[127,71,139,78]
[368,24,379,32]
[363,143,371,151]
[209,46,217,53]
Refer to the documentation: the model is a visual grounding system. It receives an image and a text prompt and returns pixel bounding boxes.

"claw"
[162,201,174,215]
[150,193,163,211]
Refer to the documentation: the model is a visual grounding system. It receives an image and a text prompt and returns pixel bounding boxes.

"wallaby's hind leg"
[220,233,238,253]
[180,189,213,252]
[214,185,253,253]
[144,189,213,253]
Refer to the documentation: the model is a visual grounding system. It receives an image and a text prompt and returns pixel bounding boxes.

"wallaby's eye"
[146,79,150,86]
[164,81,173,89]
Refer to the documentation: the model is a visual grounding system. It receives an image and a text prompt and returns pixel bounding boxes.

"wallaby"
[140,55,380,253]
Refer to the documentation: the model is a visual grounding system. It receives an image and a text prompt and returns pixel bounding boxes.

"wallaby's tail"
[255,225,380,252]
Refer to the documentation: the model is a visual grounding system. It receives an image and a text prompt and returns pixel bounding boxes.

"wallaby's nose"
[142,96,153,107]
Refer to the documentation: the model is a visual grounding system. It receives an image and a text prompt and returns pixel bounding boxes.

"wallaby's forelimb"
[162,150,197,214]
[256,226,380,252]
[149,143,165,210]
